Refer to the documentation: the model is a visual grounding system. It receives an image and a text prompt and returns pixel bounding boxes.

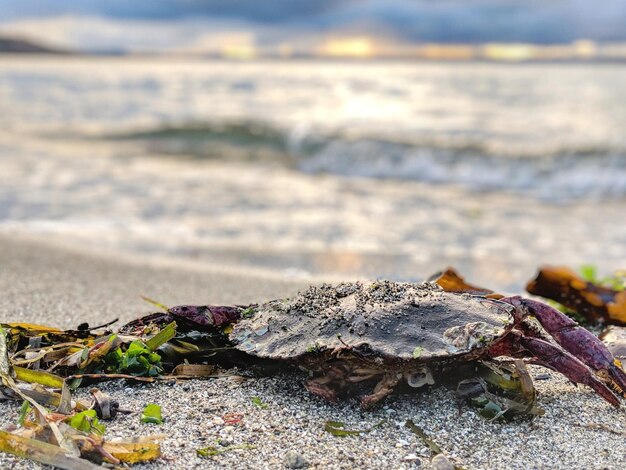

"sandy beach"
[1,235,625,470]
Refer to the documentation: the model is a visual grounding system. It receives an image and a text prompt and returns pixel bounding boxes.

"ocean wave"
[102,121,626,200]
[102,121,296,166]
[297,138,626,201]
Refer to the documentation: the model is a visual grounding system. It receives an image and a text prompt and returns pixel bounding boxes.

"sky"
[1,0,626,54]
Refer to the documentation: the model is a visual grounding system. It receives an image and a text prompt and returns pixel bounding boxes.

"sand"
[0,235,625,469]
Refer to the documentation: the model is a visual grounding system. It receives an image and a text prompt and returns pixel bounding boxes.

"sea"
[1,56,625,292]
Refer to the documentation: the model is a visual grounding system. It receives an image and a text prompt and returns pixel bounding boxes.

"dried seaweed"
[574,422,626,436]
[140,295,170,312]
[0,324,164,467]
[429,267,502,298]
[0,429,104,470]
[197,442,256,457]
[526,266,626,325]
[222,412,244,425]
[171,363,217,377]
[404,420,442,453]
[404,420,465,470]
[324,419,386,437]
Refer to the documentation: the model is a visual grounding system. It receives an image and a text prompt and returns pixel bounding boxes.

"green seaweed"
[412,346,424,359]
[67,410,106,436]
[104,340,163,377]
[140,403,163,425]
[251,396,268,409]
[17,401,31,427]
[145,322,177,351]
[580,265,625,290]
[140,295,170,312]
[197,443,256,457]
[240,307,256,319]
[324,420,386,437]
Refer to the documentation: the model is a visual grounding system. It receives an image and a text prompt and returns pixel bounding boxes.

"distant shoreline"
[2,36,626,64]
[3,51,626,66]
[0,36,69,55]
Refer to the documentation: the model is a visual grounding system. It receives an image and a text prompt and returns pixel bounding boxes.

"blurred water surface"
[1,57,625,291]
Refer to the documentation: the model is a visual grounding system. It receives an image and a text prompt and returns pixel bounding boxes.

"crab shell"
[230,281,513,364]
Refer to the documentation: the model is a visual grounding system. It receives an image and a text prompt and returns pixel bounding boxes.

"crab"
[122,281,626,409]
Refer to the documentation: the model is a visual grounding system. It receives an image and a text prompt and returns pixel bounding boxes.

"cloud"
[0,15,264,53]
[0,1,355,23]
[307,0,626,44]
[1,0,626,52]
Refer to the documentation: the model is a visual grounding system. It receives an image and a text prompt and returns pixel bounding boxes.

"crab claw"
[603,362,626,398]
[518,335,621,407]
[503,296,626,398]
[305,379,339,403]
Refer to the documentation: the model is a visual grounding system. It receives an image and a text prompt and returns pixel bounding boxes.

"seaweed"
[141,404,164,425]
[197,442,256,457]
[0,325,163,467]
[429,267,502,299]
[405,420,465,470]
[251,396,269,409]
[324,419,386,437]
[527,266,626,325]
[67,410,106,436]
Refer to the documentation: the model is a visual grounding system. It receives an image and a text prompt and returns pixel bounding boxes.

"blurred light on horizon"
[317,37,374,59]
[481,43,537,62]
[572,40,598,59]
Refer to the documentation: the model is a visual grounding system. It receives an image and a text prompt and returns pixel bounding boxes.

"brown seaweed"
[526,266,626,325]
[429,267,503,298]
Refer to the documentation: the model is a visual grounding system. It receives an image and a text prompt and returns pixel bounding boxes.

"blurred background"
[1,1,625,292]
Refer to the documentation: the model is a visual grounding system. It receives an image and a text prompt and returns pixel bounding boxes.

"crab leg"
[491,331,620,407]
[501,296,626,397]
[119,304,245,334]
[304,364,352,403]
[305,376,340,403]
[306,366,399,409]
[360,372,400,410]
[167,305,244,328]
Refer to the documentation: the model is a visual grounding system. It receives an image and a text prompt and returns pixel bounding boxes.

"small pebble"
[431,454,454,470]
[283,450,308,469]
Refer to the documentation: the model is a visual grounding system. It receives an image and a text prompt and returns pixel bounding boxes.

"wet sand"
[0,235,625,469]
